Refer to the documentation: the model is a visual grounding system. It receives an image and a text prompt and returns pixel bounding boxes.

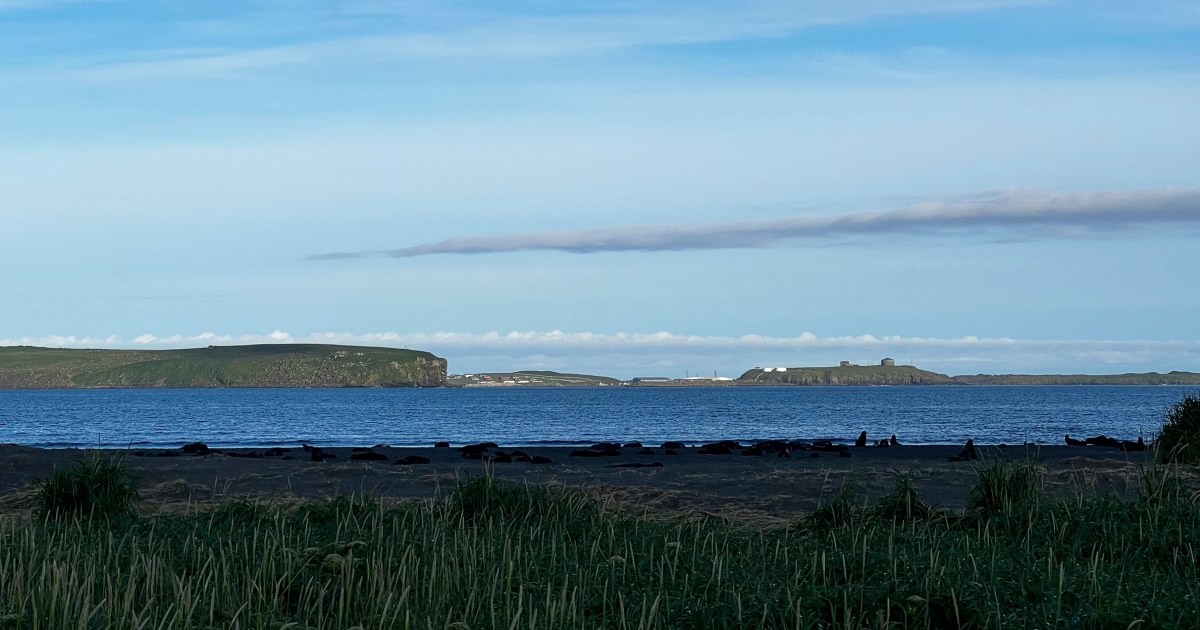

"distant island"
[2,346,1197,389]
[0,345,447,389]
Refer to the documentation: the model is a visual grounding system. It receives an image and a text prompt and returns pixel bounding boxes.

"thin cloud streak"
[39,0,1040,81]
[310,188,1200,260]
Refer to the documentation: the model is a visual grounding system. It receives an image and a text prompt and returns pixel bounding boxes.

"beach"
[0,442,1174,523]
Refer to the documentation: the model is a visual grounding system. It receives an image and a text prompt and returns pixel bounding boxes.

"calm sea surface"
[0,386,1192,449]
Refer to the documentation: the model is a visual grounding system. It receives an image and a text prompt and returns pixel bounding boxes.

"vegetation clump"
[34,454,140,521]
[1155,391,1200,464]
[967,460,1041,516]
[875,471,936,521]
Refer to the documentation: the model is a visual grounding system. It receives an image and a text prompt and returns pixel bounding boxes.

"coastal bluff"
[740,364,1200,386]
[0,344,447,389]
[740,364,952,386]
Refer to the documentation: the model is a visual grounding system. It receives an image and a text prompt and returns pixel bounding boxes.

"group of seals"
[460,442,552,464]
[855,432,901,448]
[1064,434,1146,452]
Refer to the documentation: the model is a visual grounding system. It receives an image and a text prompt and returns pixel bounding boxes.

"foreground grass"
[2,470,1199,629]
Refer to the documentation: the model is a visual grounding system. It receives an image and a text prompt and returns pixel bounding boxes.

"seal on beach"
[623,441,643,448]
[591,442,621,450]
[393,455,431,465]
[661,441,686,449]
[949,438,978,462]
[530,455,552,464]
[855,431,867,447]
[350,451,389,461]
[1064,435,1086,447]
[1120,437,1146,452]
[303,444,336,462]
[571,449,620,457]
[890,434,900,447]
[182,442,210,455]
[1085,435,1121,449]
[434,441,450,448]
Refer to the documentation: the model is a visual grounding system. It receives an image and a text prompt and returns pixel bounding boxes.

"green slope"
[951,371,1200,385]
[0,344,447,388]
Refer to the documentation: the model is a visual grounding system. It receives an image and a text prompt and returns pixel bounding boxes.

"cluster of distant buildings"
[758,358,897,371]
[451,373,544,386]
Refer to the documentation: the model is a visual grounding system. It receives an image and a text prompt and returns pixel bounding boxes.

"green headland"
[739,364,1200,386]
[0,344,447,388]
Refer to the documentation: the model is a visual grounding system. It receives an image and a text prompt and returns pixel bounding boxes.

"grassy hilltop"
[740,364,954,385]
[740,364,1200,386]
[951,371,1200,385]
[0,344,447,388]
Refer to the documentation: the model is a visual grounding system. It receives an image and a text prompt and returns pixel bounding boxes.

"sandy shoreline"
[0,441,1180,523]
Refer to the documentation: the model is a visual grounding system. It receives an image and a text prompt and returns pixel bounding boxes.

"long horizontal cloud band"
[4,330,1197,355]
[310,188,1200,260]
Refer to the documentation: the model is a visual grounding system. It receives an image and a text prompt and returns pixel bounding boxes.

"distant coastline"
[2,344,1197,389]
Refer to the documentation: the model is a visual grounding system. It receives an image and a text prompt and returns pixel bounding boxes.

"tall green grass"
[34,454,140,521]
[2,466,1198,628]
[1156,391,1200,464]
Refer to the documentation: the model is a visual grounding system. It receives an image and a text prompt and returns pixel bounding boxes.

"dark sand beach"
[1,442,1179,523]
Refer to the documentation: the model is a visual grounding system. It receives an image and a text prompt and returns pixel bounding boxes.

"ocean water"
[0,385,1191,449]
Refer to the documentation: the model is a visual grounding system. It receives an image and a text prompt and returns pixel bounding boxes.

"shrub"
[967,461,1040,516]
[35,454,140,521]
[450,475,555,523]
[1155,392,1200,464]
[875,471,935,521]
[805,484,863,528]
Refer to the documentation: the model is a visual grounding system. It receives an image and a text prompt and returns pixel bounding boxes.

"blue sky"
[2,0,1199,378]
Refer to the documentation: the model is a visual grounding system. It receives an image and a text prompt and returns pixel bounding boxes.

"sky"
[2,0,1199,378]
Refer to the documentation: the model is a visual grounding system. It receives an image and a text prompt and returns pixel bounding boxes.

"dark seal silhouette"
[950,438,978,462]
[571,449,620,457]
[854,431,867,447]
[182,442,210,455]
[1120,437,1147,452]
